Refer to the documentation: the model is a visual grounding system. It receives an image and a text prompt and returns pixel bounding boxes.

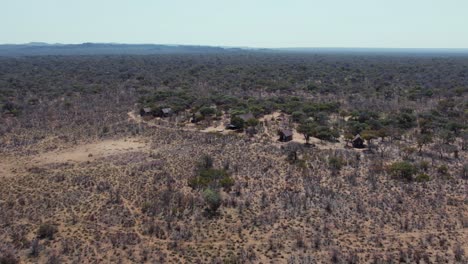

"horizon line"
[1,42,468,50]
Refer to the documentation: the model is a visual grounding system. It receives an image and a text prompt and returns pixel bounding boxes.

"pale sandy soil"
[0,156,22,178]
[199,112,231,134]
[31,138,148,165]
[200,123,227,133]
[258,111,282,123]
[0,137,148,179]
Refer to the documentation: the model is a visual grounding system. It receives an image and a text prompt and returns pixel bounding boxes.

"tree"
[203,188,221,215]
[230,116,245,129]
[297,121,317,144]
[314,125,339,141]
[199,106,216,117]
[291,111,305,122]
[416,133,433,154]
[245,118,259,128]
[346,121,368,136]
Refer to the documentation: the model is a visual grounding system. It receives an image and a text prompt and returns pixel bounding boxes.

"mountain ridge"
[1,43,468,56]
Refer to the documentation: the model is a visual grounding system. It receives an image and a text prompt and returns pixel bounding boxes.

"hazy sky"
[1,0,467,48]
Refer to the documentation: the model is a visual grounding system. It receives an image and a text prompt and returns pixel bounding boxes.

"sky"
[1,0,467,48]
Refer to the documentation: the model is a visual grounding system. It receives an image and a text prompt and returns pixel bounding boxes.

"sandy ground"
[0,137,148,179]
[0,156,21,178]
[31,138,148,165]
[1,111,351,178]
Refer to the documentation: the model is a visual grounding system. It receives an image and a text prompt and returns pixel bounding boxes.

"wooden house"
[352,134,365,148]
[278,129,293,142]
[140,107,152,117]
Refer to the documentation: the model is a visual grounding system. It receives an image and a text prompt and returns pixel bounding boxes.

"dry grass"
[1,114,466,263]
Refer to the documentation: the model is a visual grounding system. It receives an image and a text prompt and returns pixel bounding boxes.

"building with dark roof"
[352,134,365,148]
[278,129,293,142]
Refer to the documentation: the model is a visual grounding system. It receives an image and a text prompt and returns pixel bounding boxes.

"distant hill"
[0,43,245,56]
[1,43,467,56]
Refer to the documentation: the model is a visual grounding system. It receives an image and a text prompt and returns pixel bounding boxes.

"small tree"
[297,121,317,144]
[328,156,344,175]
[230,116,245,129]
[198,154,213,170]
[199,106,216,117]
[245,118,259,128]
[416,133,433,154]
[292,111,305,122]
[203,188,221,216]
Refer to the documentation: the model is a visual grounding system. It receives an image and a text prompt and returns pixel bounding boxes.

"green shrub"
[387,161,418,181]
[328,156,345,173]
[417,161,430,172]
[219,176,235,190]
[437,165,449,176]
[415,173,431,182]
[203,188,221,215]
[200,107,216,117]
[246,118,259,127]
[230,116,244,129]
[346,121,368,135]
[395,112,417,129]
[291,111,305,122]
[314,126,339,141]
[189,168,233,191]
[198,155,213,170]
[188,174,211,189]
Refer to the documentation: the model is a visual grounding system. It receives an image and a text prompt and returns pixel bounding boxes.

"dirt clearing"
[31,138,148,165]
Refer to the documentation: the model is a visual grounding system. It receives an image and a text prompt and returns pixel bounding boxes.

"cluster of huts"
[138,107,366,148]
[224,112,295,142]
[140,107,173,118]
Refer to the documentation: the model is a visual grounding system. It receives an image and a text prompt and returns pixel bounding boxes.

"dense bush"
[298,121,338,143]
[199,106,216,117]
[230,116,245,129]
[387,161,418,181]
[189,156,234,191]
